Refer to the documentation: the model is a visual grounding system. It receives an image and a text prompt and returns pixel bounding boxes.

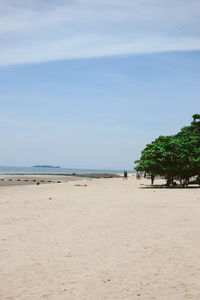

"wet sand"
[0,176,200,299]
[0,174,86,186]
[0,174,120,186]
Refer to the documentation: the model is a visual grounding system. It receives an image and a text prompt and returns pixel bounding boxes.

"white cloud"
[0,0,200,66]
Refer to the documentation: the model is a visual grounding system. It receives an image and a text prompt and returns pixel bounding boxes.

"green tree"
[175,116,200,180]
[135,115,200,186]
[192,114,200,122]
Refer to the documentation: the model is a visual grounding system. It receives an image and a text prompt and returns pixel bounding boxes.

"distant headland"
[33,165,61,168]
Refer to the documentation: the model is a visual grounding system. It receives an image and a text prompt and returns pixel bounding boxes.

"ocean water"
[0,166,134,175]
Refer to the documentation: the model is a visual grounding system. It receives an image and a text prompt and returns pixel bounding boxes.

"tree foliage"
[135,115,200,185]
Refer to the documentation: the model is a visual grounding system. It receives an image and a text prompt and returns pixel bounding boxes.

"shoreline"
[0,173,121,187]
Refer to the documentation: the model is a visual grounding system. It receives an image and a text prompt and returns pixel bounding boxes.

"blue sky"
[0,1,200,169]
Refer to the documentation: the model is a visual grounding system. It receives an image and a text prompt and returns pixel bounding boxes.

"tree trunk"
[166,175,172,187]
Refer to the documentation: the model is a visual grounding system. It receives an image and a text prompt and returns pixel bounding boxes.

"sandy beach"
[1,176,200,299]
[0,174,120,187]
[0,174,88,187]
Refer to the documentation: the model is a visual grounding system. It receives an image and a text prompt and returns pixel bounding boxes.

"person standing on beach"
[136,172,140,180]
[123,171,128,180]
[151,174,155,185]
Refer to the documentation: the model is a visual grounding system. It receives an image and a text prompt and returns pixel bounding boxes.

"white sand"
[0,177,200,299]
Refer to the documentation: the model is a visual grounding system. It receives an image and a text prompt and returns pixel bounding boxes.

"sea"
[0,166,134,175]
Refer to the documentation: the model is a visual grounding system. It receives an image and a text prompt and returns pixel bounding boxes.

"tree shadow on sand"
[140,184,200,189]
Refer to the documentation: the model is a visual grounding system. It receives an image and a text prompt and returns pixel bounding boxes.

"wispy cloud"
[0,0,200,66]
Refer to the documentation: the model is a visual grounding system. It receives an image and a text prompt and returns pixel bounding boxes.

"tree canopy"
[135,115,200,185]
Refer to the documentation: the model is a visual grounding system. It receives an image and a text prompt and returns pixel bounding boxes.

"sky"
[0,0,200,170]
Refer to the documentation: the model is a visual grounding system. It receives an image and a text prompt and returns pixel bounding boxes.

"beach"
[0,174,121,187]
[0,174,83,187]
[0,176,200,299]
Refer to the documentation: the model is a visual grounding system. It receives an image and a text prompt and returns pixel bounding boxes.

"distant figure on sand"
[151,174,155,185]
[123,171,128,180]
[136,172,140,180]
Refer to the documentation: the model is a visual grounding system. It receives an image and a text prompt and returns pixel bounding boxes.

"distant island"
[33,165,61,168]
